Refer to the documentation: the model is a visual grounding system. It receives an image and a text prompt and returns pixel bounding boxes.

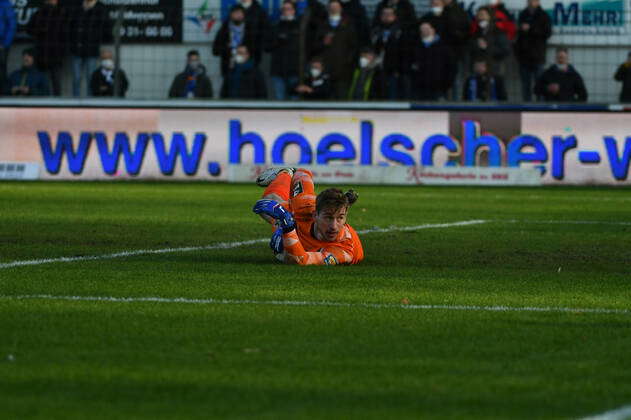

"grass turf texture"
[1,181,630,419]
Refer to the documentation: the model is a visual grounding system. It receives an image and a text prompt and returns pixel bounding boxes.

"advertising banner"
[0,107,629,185]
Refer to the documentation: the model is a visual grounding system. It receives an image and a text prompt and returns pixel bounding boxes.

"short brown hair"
[316,188,358,213]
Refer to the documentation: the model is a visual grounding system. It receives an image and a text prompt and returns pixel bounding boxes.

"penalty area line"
[0,294,629,316]
[0,219,487,270]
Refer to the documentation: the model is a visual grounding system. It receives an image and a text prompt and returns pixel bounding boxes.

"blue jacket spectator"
[6,49,51,96]
[220,45,267,99]
[0,0,17,90]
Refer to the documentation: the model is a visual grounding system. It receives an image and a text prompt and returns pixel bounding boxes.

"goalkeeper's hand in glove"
[252,199,296,233]
[270,227,284,254]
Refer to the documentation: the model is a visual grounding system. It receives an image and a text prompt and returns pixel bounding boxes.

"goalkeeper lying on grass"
[253,167,364,265]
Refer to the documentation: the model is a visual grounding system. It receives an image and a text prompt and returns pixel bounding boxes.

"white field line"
[1,294,629,316]
[0,220,487,270]
[580,404,631,420]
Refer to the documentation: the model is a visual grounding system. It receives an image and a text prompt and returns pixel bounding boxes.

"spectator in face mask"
[238,0,269,66]
[295,57,332,100]
[169,50,214,99]
[535,47,587,102]
[213,5,256,77]
[407,20,454,101]
[371,6,404,99]
[469,7,510,76]
[267,1,301,100]
[6,48,50,96]
[420,0,447,38]
[221,44,267,99]
[347,47,385,100]
[463,58,507,101]
[90,49,129,97]
[372,0,416,32]
[313,0,358,99]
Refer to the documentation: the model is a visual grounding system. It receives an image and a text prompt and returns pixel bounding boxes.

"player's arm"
[253,199,346,266]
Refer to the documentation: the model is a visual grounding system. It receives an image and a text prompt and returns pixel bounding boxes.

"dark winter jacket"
[371,22,405,75]
[68,2,112,58]
[212,20,257,76]
[442,0,470,49]
[220,59,267,99]
[420,11,448,41]
[515,6,552,67]
[347,66,386,100]
[90,67,129,97]
[169,66,214,99]
[243,0,270,64]
[463,74,507,101]
[614,63,631,102]
[469,25,511,75]
[408,37,455,100]
[372,0,417,31]
[313,17,358,92]
[341,0,371,47]
[27,4,69,69]
[268,18,301,78]
[6,66,50,96]
[0,0,16,49]
[535,64,588,102]
[299,73,332,100]
[299,0,328,62]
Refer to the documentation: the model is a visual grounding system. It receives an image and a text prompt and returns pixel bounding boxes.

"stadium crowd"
[1,0,630,101]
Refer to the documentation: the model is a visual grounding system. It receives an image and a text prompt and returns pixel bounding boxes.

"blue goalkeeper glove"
[270,227,284,254]
[252,199,296,233]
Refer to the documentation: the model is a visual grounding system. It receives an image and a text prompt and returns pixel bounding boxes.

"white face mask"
[310,68,322,78]
[557,63,568,71]
[422,35,434,43]
[489,0,499,5]
[431,6,443,15]
[359,57,370,68]
[240,0,252,9]
[329,14,341,24]
[281,14,295,21]
[235,54,247,64]
[478,20,489,29]
[101,59,114,70]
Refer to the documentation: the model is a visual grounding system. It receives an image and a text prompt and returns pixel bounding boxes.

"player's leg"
[259,168,294,224]
[289,168,317,220]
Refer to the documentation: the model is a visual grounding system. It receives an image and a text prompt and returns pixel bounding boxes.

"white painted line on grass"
[0,220,487,270]
[580,404,631,420]
[1,294,629,316]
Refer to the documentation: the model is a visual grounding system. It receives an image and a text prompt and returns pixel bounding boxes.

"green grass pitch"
[1,181,630,419]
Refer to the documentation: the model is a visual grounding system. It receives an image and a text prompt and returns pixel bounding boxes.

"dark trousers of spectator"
[449,50,469,101]
[0,47,8,94]
[72,56,98,97]
[271,75,299,100]
[385,74,400,100]
[42,65,62,96]
[519,64,543,102]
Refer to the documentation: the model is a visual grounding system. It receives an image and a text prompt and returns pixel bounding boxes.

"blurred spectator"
[372,0,416,32]
[340,0,370,47]
[469,7,510,76]
[90,50,129,97]
[348,47,385,100]
[535,47,587,102]
[463,58,507,101]
[239,0,269,67]
[0,0,16,93]
[371,6,405,99]
[27,0,68,96]
[213,5,256,77]
[515,0,551,101]
[613,52,631,103]
[5,48,50,96]
[294,57,332,100]
[408,20,454,100]
[169,50,213,99]
[286,0,327,74]
[442,0,470,100]
[486,0,517,41]
[420,0,447,38]
[313,0,358,99]
[68,0,112,97]
[268,1,301,100]
[220,45,267,99]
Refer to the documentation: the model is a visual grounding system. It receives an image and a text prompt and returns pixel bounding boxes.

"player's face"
[314,206,347,242]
